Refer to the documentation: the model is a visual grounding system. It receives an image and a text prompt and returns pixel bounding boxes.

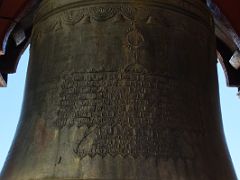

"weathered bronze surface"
[0,0,237,179]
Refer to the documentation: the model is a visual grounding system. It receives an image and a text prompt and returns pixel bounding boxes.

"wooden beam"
[213,0,240,38]
[0,72,7,87]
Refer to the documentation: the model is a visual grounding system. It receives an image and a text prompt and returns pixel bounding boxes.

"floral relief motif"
[90,7,118,21]
[36,6,155,32]
[120,6,138,21]
[32,5,152,44]
[63,9,85,25]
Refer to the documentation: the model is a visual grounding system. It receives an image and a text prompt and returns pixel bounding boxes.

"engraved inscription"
[56,71,204,160]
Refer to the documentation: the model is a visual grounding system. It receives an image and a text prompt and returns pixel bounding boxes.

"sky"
[0,47,239,178]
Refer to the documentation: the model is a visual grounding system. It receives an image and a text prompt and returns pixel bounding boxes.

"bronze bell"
[1,0,237,179]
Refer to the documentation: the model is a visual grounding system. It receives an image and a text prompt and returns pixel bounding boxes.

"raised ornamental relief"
[123,24,148,73]
[32,4,212,49]
[63,9,85,25]
[35,0,211,27]
[90,7,117,21]
[31,2,208,163]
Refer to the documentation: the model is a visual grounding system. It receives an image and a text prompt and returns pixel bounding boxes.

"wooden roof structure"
[0,0,240,87]
[0,0,38,86]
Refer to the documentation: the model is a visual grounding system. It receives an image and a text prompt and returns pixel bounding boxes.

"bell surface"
[0,0,237,179]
